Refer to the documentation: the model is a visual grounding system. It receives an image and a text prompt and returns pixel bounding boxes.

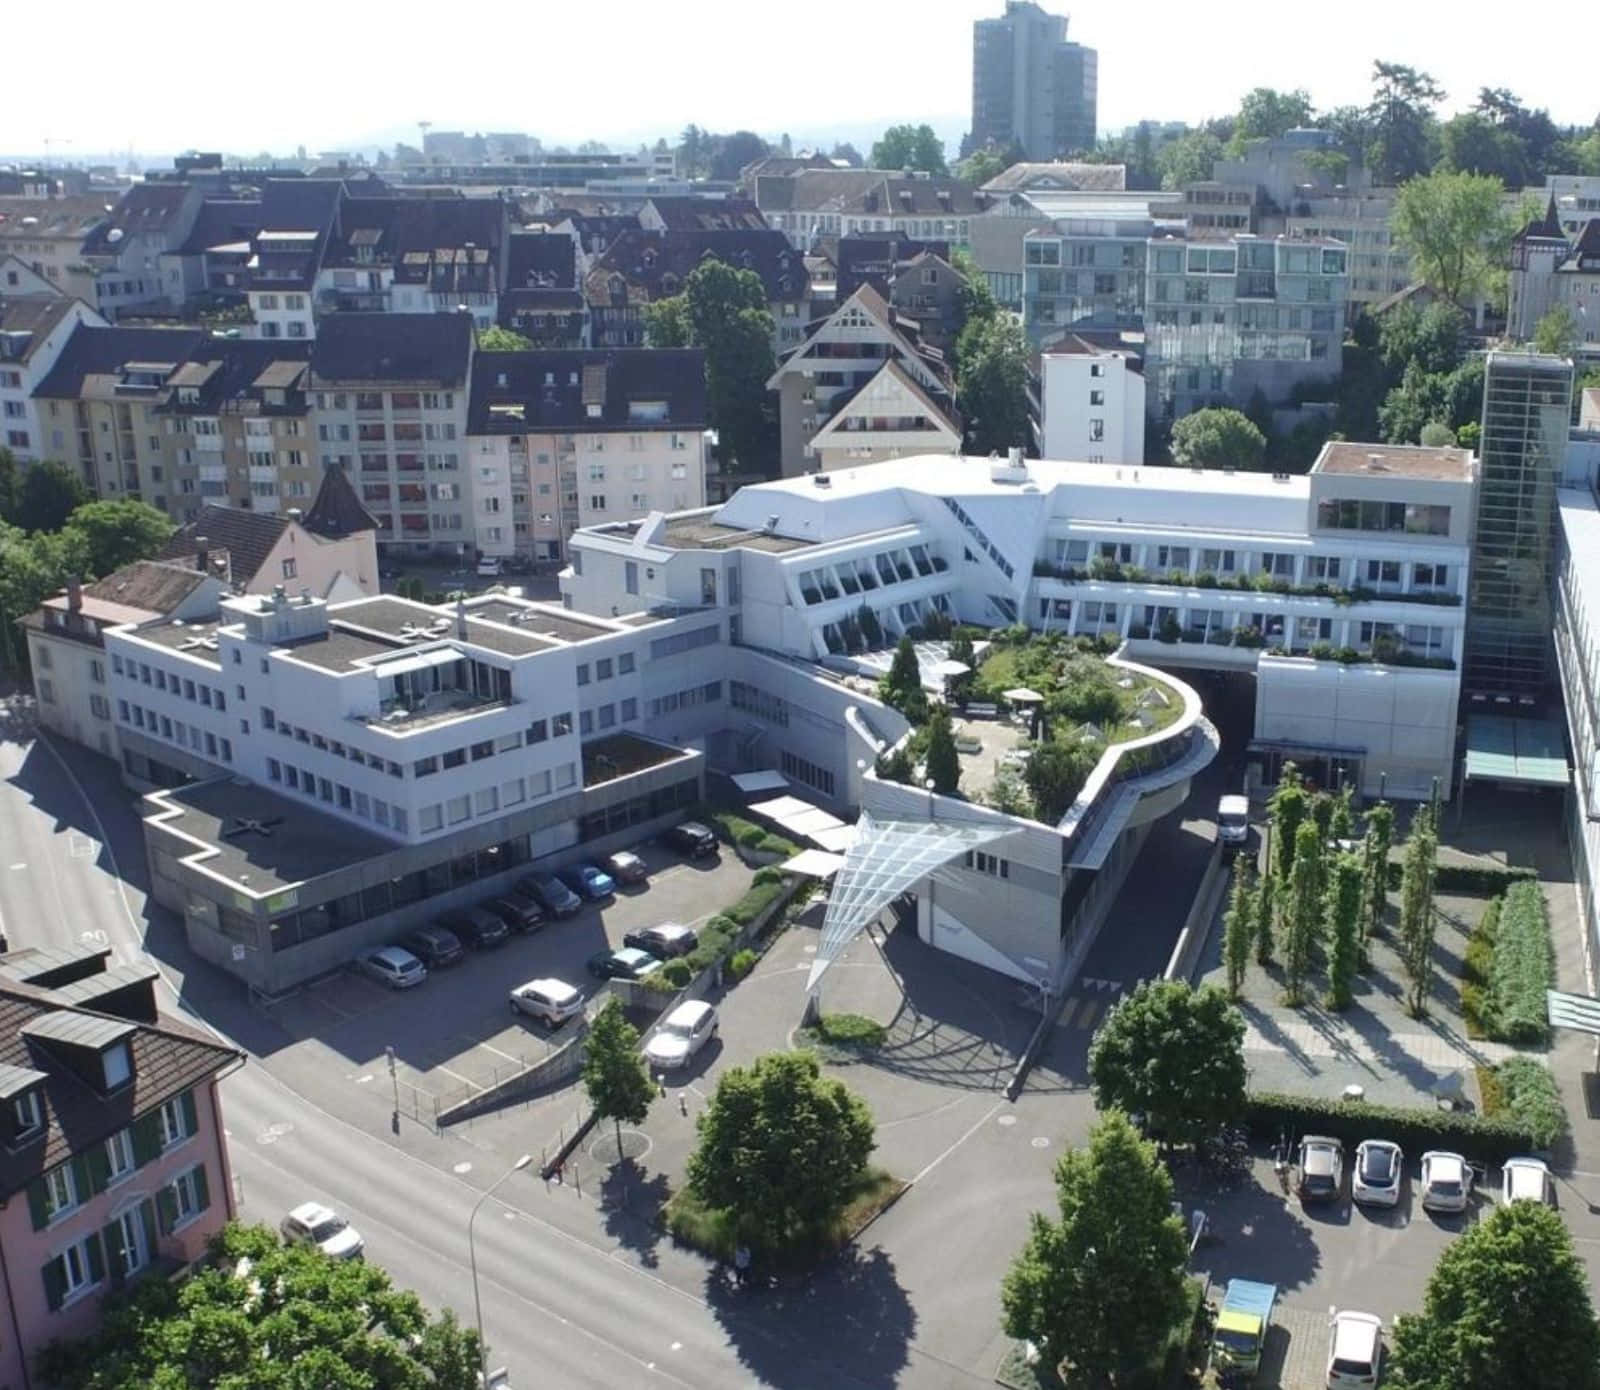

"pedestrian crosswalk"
[1055,978,1124,1031]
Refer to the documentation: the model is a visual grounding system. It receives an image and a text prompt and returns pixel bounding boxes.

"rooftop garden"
[1033,556,1463,607]
[874,627,1187,825]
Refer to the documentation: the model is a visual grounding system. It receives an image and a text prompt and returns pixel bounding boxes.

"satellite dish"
[107,227,124,243]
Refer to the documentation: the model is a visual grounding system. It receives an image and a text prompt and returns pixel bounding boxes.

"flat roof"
[144,776,395,896]
[1463,714,1570,786]
[581,732,692,788]
[1315,441,1474,482]
[463,597,618,643]
[132,619,226,665]
[656,515,816,552]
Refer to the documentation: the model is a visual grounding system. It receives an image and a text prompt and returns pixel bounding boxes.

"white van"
[1218,795,1250,849]
[476,555,503,578]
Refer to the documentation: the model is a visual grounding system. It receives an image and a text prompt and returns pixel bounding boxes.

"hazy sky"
[7,0,1594,161]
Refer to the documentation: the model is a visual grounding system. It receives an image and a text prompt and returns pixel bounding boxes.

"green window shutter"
[41,1255,66,1313]
[84,1232,105,1285]
[86,1143,111,1195]
[26,1178,48,1232]
[102,1220,126,1287]
[156,1186,177,1235]
[70,1154,91,1206]
[139,1199,159,1257]
[191,1164,210,1214]
[131,1112,161,1166]
[179,1091,197,1139]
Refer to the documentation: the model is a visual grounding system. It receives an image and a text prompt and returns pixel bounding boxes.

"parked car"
[281,1202,364,1260]
[622,923,699,958]
[560,863,616,900]
[509,977,585,1027]
[520,873,583,918]
[476,555,502,578]
[486,892,546,933]
[643,1000,719,1070]
[605,850,649,885]
[1217,794,1250,852]
[441,907,509,949]
[1297,1135,1344,1204]
[1352,1139,1403,1208]
[1420,1150,1473,1212]
[402,924,464,968]
[664,821,717,858]
[587,947,663,981]
[358,945,427,989]
[1502,1156,1555,1206]
[1326,1310,1382,1388]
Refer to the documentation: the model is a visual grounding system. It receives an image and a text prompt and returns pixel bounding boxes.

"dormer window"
[12,1088,43,1138]
[102,1040,131,1091]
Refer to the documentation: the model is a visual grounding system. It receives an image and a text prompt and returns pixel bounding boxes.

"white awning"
[781,849,847,879]
[807,813,1014,991]
[365,647,462,679]
[749,795,848,843]
[813,825,858,854]
[732,769,789,795]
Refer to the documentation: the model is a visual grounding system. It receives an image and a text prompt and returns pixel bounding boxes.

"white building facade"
[1039,341,1144,464]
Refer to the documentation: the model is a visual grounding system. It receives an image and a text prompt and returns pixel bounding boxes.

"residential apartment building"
[78,183,205,319]
[767,284,961,476]
[970,2,1098,159]
[1544,174,1600,237]
[1507,205,1600,359]
[1038,339,1145,463]
[1284,192,1410,318]
[0,197,110,302]
[0,947,241,1386]
[582,228,810,353]
[498,231,585,348]
[566,442,1474,801]
[1024,223,1349,418]
[0,292,104,460]
[467,349,707,561]
[309,314,474,557]
[756,170,990,249]
[1466,351,1574,700]
[24,563,228,758]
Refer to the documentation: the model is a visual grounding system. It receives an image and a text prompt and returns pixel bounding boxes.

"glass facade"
[1466,353,1574,697]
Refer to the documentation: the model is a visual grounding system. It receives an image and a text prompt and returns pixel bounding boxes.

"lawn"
[972,636,1185,746]
[663,1167,907,1267]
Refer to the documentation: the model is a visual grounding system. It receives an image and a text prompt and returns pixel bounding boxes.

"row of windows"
[32,1092,196,1230]
[781,750,835,798]
[575,652,636,685]
[965,850,1010,878]
[1316,498,1452,536]
[271,717,406,778]
[649,624,721,660]
[579,699,638,735]
[412,716,574,778]
[416,763,578,834]
[118,701,232,763]
[730,680,790,728]
[314,391,455,412]
[1051,539,1454,591]
[650,682,722,718]
[113,654,226,710]
[265,759,410,832]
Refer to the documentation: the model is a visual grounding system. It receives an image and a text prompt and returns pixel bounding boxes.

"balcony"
[318,289,391,313]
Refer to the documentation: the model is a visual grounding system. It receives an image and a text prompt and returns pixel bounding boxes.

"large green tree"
[1024,736,1102,824]
[13,458,89,534]
[34,1222,480,1390]
[1157,130,1223,189]
[1169,408,1267,471]
[870,124,947,175]
[1359,800,1394,960]
[923,705,961,795]
[1229,88,1315,153]
[1366,61,1444,184]
[710,131,771,183]
[1324,852,1364,1011]
[65,499,174,578]
[0,521,90,671]
[582,997,654,1154]
[1223,861,1257,999]
[1397,805,1439,1016]
[0,446,18,523]
[1535,304,1580,358]
[1391,170,1514,311]
[1389,1203,1600,1390]
[1001,1111,1189,1386]
[1088,979,1246,1149]
[1281,820,1322,1007]
[643,296,692,349]
[954,311,1031,456]
[686,1050,874,1251]
[1267,763,1308,884]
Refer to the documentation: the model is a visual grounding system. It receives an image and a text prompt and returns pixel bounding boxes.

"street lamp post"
[469,1153,531,1387]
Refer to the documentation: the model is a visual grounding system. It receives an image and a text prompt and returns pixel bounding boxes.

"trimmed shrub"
[756,833,800,857]
[1487,880,1553,1045]
[1384,861,1537,894]
[727,949,758,981]
[813,1013,887,1048]
[1460,895,1500,1038]
[660,958,693,988]
[753,865,785,886]
[727,879,787,926]
[1492,1056,1567,1149]
[1242,1090,1539,1163]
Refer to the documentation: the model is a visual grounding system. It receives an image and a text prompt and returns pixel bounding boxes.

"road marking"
[912,1100,1003,1185]
[8,862,24,870]
[475,1041,524,1065]
[1078,1001,1104,1030]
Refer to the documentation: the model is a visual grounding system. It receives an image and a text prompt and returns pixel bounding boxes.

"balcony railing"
[1032,560,1463,607]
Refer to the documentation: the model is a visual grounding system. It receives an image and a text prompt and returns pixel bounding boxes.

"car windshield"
[1361,1150,1394,1182]
[664,1018,698,1038]
[310,1217,347,1241]
[1431,1178,1461,1195]
[1332,1357,1373,1375]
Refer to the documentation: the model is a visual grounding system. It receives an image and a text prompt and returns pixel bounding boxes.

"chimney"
[195,535,210,573]
[66,576,83,613]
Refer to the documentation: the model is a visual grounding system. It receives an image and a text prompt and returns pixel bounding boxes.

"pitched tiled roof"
[584,228,807,309]
[30,325,207,398]
[79,183,194,256]
[1514,193,1565,245]
[0,976,240,1200]
[980,162,1128,194]
[158,507,291,585]
[176,198,265,255]
[642,197,768,232]
[309,312,473,386]
[755,169,987,217]
[85,560,211,613]
[301,464,379,538]
[0,195,113,243]
[153,339,312,417]
[468,348,706,434]
[505,231,575,289]
[0,294,80,363]
[324,196,506,274]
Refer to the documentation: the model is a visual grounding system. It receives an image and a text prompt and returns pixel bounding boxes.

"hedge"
[1489,1057,1568,1149]
[1460,896,1500,1039]
[1487,880,1553,1045]
[1384,861,1537,894]
[1243,1091,1539,1162]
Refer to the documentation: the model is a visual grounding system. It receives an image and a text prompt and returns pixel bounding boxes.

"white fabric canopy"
[781,849,847,880]
[749,796,847,843]
[807,813,1014,991]
[813,825,858,854]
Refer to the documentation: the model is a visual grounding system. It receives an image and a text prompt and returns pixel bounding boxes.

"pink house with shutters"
[0,946,241,1390]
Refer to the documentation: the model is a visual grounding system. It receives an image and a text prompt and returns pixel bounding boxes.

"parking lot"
[255,838,755,1125]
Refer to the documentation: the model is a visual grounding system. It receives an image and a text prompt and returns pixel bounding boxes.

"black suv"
[664,821,717,859]
[441,907,510,949]
[622,923,699,958]
[402,924,464,967]
[486,893,545,933]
